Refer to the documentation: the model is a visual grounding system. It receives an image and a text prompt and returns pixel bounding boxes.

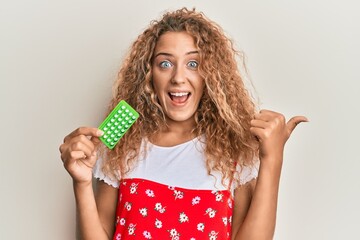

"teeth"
[170,92,189,97]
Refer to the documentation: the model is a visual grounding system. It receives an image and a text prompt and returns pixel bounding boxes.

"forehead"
[154,31,197,54]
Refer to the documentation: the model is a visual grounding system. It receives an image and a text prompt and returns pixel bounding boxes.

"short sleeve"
[93,156,120,188]
[233,160,260,187]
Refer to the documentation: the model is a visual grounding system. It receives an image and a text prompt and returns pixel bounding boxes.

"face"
[152,31,205,127]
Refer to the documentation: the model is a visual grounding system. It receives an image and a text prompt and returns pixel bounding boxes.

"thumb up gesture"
[250,110,308,161]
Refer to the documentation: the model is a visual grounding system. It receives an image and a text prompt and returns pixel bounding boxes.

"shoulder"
[237,161,260,185]
[232,159,259,188]
[93,156,121,188]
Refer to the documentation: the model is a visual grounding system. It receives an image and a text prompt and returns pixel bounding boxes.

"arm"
[59,127,118,240]
[232,110,307,240]
[94,180,118,238]
[231,178,256,239]
[74,180,118,240]
[232,156,282,240]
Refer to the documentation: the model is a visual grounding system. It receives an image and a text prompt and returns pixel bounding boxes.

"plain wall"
[1,0,359,239]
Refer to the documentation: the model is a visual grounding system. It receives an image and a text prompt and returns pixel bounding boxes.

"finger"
[64,151,96,169]
[64,127,104,143]
[61,150,86,165]
[286,116,309,134]
[69,150,87,160]
[250,119,269,129]
[250,127,266,142]
[254,110,279,121]
[79,152,97,169]
[74,134,97,152]
[69,140,94,158]
[91,136,101,146]
[59,143,65,154]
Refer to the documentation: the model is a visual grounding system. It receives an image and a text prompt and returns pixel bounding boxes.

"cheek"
[152,79,165,100]
[196,79,205,96]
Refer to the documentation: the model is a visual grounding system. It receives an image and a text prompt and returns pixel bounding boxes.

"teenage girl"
[59,8,307,240]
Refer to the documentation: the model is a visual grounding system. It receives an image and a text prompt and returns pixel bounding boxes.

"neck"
[151,117,197,147]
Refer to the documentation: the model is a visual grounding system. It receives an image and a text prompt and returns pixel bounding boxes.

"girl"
[59,8,307,240]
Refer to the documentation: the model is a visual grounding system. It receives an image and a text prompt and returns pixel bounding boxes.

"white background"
[1,0,359,239]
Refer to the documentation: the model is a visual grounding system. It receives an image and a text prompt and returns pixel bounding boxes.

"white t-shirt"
[93,137,259,194]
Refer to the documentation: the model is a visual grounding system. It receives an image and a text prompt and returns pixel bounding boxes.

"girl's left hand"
[250,110,308,162]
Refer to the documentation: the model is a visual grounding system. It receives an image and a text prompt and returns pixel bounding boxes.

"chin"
[166,112,196,123]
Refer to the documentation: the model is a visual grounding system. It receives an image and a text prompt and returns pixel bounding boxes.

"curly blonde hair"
[101,8,259,184]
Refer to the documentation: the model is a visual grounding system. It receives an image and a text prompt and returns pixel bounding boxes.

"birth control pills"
[98,100,139,149]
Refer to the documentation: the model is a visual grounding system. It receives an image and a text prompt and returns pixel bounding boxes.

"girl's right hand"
[59,127,104,185]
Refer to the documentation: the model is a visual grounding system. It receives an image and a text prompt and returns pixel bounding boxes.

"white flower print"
[208,230,218,240]
[129,182,138,194]
[168,185,175,190]
[228,198,233,209]
[205,208,216,218]
[155,203,162,210]
[119,218,126,226]
[155,219,162,229]
[190,238,196,240]
[215,193,223,202]
[139,208,148,217]
[179,212,189,223]
[222,217,228,226]
[143,231,152,239]
[154,202,166,213]
[145,189,155,197]
[173,190,184,200]
[128,223,136,236]
[115,233,121,240]
[197,223,205,232]
[192,196,201,205]
[169,229,178,236]
[124,202,132,211]
[212,191,223,202]
[168,228,180,239]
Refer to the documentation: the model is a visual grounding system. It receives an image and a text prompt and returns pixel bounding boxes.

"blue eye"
[187,60,199,69]
[159,61,173,69]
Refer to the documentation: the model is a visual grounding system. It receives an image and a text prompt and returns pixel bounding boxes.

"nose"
[171,66,186,84]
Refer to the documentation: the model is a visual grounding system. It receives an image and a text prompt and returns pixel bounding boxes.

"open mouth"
[168,92,191,104]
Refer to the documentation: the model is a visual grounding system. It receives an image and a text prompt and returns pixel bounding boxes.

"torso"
[112,137,233,239]
[113,178,233,239]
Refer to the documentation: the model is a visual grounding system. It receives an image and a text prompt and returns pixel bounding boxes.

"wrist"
[259,154,284,175]
[73,179,93,189]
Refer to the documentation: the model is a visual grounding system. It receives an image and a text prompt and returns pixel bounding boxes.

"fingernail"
[97,130,104,136]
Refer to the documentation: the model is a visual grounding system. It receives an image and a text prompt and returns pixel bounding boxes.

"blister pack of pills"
[98,100,139,149]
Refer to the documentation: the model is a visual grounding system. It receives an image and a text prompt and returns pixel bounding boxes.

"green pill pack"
[98,100,139,149]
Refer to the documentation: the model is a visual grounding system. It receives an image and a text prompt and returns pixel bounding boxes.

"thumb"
[286,116,309,134]
[90,129,103,146]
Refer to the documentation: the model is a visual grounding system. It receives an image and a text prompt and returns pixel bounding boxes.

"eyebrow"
[154,50,199,58]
